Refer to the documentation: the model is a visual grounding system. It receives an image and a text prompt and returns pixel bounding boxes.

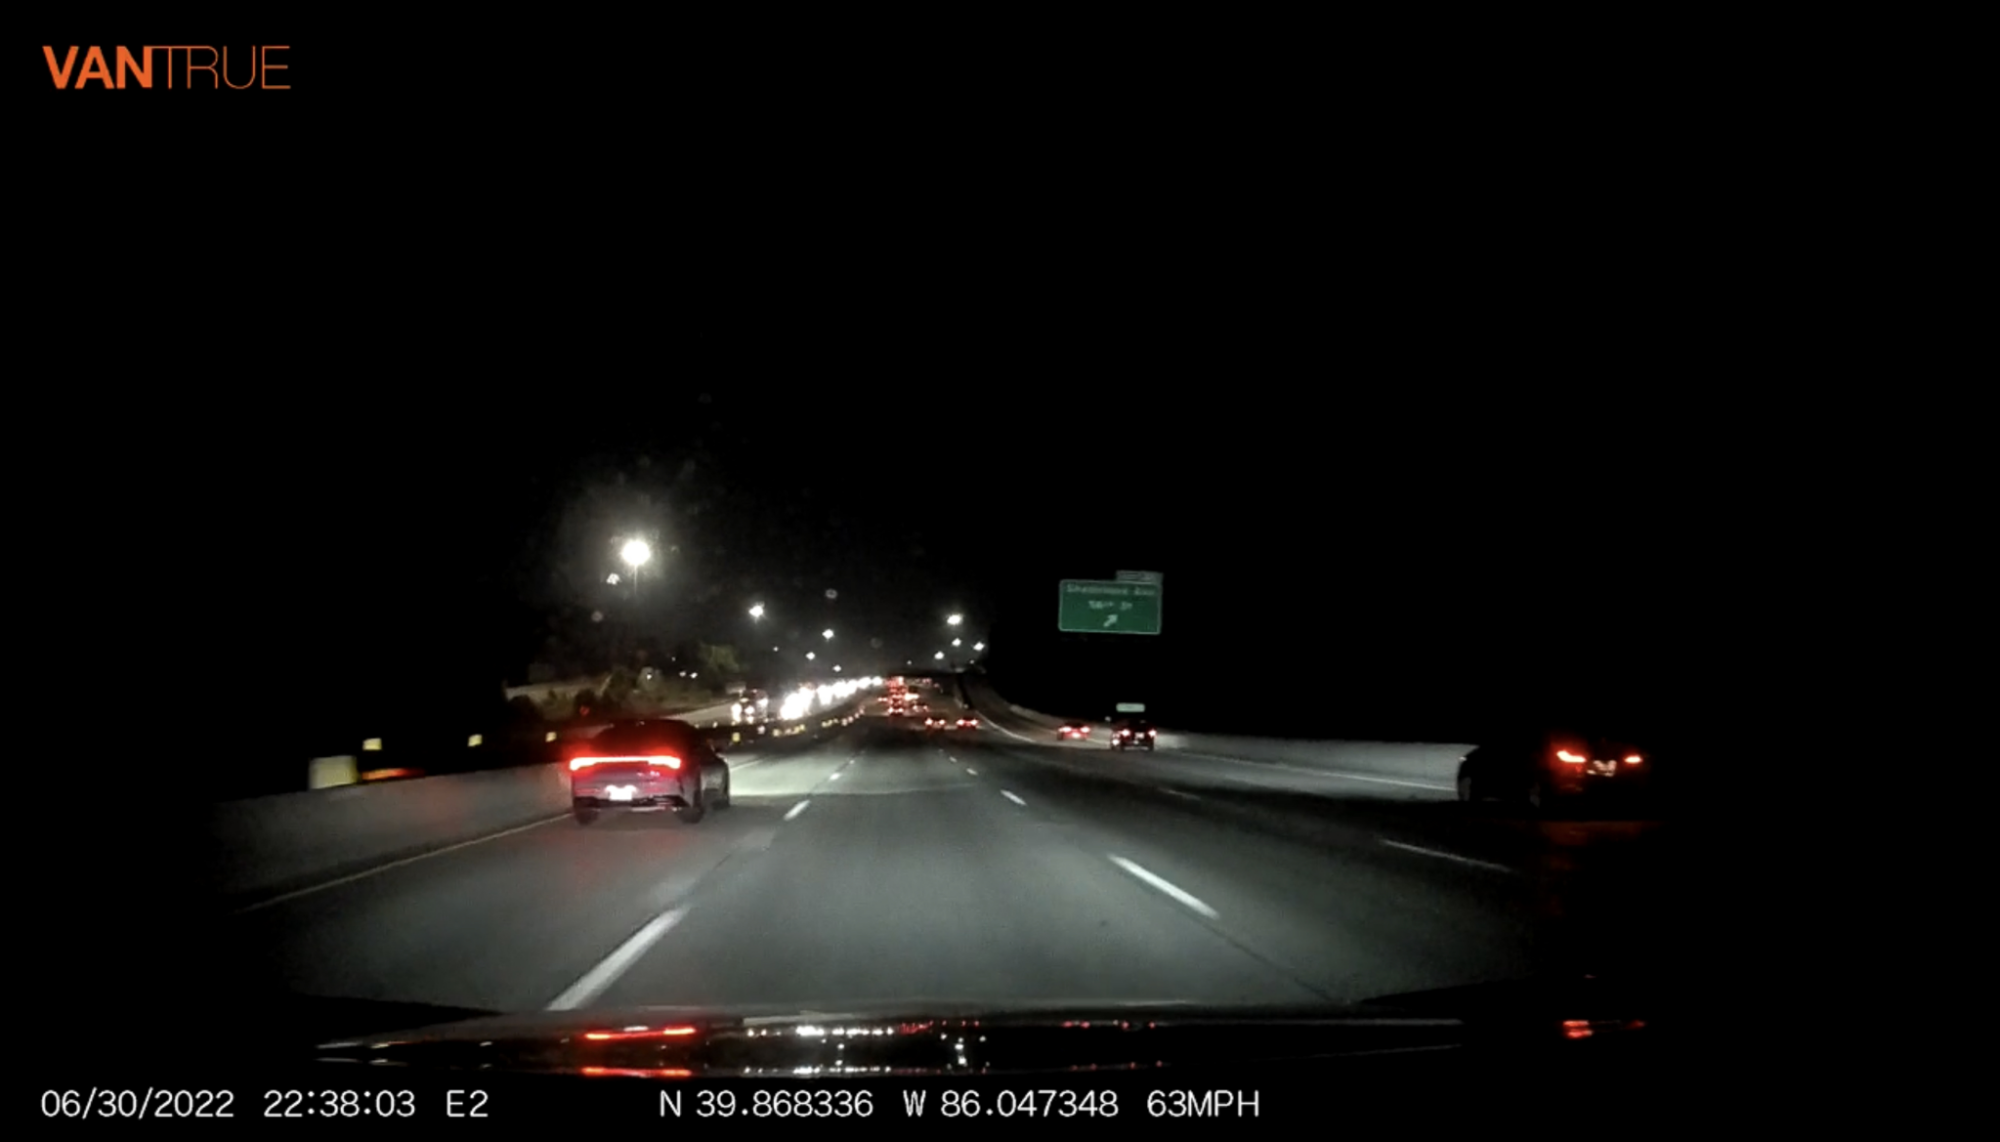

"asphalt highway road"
[197,689,1675,1038]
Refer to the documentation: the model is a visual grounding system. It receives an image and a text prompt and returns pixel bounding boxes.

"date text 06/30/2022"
[664,1088,1262,1118]
[39,1089,489,1120]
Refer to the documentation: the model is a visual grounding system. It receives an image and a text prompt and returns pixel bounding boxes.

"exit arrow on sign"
[1103,614,1118,627]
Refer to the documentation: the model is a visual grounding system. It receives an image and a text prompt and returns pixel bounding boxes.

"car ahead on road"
[954,716,978,731]
[1110,719,1156,750]
[1057,721,1092,740]
[924,715,950,732]
[1456,727,1650,810]
[568,719,731,825]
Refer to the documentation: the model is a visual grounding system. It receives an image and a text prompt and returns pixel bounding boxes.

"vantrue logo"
[42,46,289,89]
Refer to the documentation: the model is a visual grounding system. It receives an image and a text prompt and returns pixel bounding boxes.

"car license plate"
[608,786,635,801]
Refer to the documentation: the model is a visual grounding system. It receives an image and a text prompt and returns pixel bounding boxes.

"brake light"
[1556,749,1586,764]
[570,754,681,771]
[1148,730,1156,737]
[1624,754,1642,765]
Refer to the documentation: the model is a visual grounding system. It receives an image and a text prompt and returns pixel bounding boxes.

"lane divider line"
[1163,789,1202,801]
[547,906,689,1010]
[785,800,812,821]
[1109,856,1219,919]
[966,768,978,776]
[1001,790,1026,806]
[231,813,568,914]
[1380,839,1516,874]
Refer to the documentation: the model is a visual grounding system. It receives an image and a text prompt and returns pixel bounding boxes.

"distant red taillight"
[1556,749,1586,764]
[585,1025,697,1041]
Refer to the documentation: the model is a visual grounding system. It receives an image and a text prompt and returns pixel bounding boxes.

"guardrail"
[210,699,869,907]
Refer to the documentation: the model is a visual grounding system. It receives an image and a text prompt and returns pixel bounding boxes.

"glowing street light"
[822,629,834,640]
[974,642,985,651]
[749,603,765,619]
[951,638,962,647]
[621,539,651,568]
[806,651,817,661]
[934,651,945,660]
[946,614,963,626]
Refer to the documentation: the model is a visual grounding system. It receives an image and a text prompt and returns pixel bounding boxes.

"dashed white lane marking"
[785,800,812,821]
[1109,856,1218,919]
[1380,839,1516,874]
[966,768,978,776]
[1001,791,1027,806]
[547,906,689,1010]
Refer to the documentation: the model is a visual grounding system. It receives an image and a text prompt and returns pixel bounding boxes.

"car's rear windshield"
[590,722,699,754]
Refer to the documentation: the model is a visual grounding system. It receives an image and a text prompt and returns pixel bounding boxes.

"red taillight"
[1624,754,1642,765]
[1556,749,1586,764]
[1148,730,1156,737]
[585,1025,697,1041]
[571,754,681,771]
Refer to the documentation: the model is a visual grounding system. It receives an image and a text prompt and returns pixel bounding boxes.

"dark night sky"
[40,383,1759,782]
[20,13,1777,790]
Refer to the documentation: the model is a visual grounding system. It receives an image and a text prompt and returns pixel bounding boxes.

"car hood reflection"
[312,980,1660,1077]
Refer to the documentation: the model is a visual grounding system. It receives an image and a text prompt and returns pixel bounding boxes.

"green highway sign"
[1058,580,1163,635]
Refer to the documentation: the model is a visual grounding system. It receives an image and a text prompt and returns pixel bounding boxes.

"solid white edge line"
[785,800,811,820]
[547,907,689,1010]
[969,692,1453,791]
[1001,790,1026,806]
[1163,789,1202,800]
[1380,839,1516,874]
[1109,856,1218,919]
[231,813,567,914]
[1172,751,1454,791]
[965,768,978,776]
[970,709,1042,743]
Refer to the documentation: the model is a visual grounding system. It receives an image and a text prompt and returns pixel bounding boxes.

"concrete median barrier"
[207,698,871,906]
[207,763,572,903]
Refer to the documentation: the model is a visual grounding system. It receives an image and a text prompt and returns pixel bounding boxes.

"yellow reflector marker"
[468,734,483,747]
[363,738,383,751]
